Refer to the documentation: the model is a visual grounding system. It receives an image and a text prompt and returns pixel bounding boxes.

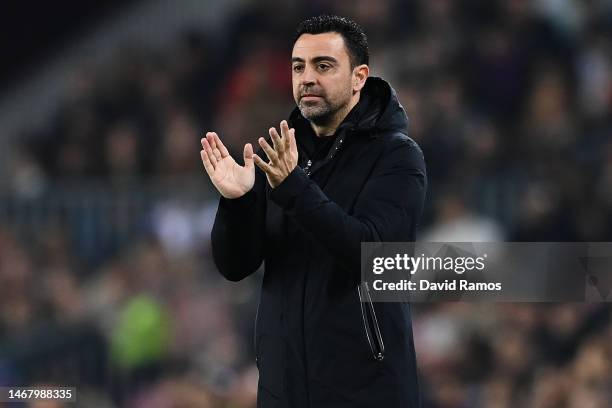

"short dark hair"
[293,15,369,68]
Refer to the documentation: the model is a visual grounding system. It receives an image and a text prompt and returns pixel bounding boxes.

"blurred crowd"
[1,0,612,407]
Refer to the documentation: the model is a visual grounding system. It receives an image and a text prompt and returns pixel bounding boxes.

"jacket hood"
[289,76,409,137]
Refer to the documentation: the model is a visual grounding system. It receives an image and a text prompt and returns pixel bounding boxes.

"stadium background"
[0,0,611,406]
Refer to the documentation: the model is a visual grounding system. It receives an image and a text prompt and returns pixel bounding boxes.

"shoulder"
[373,130,426,170]
[376,129,420,149]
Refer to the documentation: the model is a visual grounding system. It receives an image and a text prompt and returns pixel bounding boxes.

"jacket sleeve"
[210,166,267,282]
[269,138,427,272]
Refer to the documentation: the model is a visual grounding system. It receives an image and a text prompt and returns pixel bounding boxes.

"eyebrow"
[291,56,339,64]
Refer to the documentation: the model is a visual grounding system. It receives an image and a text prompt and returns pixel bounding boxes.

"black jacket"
[211,77,427,408]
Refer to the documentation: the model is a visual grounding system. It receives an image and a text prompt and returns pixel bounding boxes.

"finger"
[284,127,293,152]
[259,137,279,165]
[202,132,217,147]
[253,153,274,174]
[206,133,223,161]
[269,127,284,155]
[212,146,222,162]
[289,128,298,157]
[243,143,254,168]
[200,149,215,174]
[203,139,218,166]
[280,120,290,141]
[206,133,216,150]
[214,133,230,158]
[206,132,223,161]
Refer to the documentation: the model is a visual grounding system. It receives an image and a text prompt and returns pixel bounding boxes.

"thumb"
[244,143,254,168]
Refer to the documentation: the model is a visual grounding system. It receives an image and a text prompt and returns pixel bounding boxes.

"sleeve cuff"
[270,166,311,209]
[219,189,257,211]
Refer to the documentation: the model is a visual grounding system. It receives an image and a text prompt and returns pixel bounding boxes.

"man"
[201,15,426,408]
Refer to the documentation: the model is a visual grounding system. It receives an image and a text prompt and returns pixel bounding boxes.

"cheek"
[292,78,301,93]
[324,77,351,100]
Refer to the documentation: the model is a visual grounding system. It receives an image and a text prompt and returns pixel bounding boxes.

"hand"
[200,132,255,199]
[253,120,298,188]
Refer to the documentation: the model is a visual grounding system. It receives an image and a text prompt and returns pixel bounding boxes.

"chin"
[301,108,327,122]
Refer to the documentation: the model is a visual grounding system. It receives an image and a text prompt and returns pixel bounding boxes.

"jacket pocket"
[357,281,385,361]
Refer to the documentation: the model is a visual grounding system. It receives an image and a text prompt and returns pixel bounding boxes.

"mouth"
[301,94,322,101]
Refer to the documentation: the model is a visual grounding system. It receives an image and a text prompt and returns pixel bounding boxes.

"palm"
[200,132,255,199]
[211,155,254,198]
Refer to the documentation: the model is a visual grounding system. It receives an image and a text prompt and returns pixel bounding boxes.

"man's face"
[291,32,355,125]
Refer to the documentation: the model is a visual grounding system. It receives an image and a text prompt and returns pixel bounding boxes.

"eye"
[318,63,330,71]
[293,64,304,73]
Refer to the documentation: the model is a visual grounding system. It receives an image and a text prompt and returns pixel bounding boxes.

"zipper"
[297,128,384,359]
[301,131,347,178]
[253,300,260,366]
[303,159,313,176]
[357,281,385,361]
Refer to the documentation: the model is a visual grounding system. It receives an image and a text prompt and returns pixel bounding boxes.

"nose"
[300,65,317,87]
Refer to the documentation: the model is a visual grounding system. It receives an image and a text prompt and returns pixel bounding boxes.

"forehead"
[292,32,349,62]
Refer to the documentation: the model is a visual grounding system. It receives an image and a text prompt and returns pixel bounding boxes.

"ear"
[352,64,369,92]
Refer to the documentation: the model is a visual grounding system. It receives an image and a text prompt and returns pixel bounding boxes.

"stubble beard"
[298,98,336,125]
[297,87,352,127]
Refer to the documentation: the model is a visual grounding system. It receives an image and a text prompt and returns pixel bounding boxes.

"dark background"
[0,1,610,407]
[0,1,136,87]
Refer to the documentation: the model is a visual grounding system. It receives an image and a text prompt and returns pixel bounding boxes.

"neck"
[311,92,361,137]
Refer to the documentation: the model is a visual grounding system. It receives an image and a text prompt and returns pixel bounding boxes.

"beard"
[298,97,337,124]
[297,86,352,126]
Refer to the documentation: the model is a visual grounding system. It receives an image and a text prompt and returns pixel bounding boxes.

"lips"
[300,89,323,100]
[301,94,322,100]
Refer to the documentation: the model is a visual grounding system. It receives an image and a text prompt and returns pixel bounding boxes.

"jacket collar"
[287,76,409,139]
